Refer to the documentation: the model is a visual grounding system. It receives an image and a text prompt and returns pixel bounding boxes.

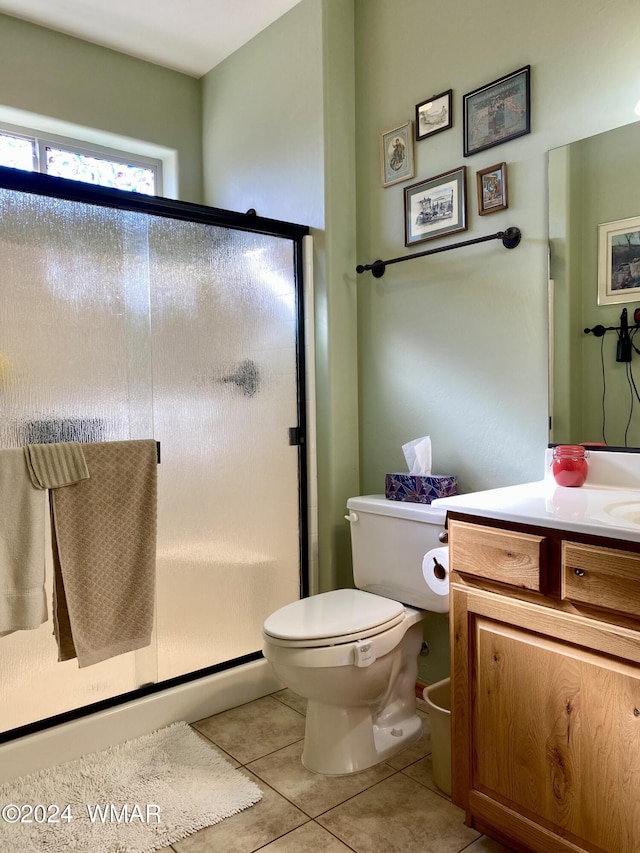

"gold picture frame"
[380,121,415,187]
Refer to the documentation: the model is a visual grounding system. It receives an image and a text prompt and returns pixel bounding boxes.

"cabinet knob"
[438,530,448,544]
[574,567,586,577]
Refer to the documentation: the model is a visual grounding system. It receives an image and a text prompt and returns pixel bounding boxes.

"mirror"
[549,121,640,449]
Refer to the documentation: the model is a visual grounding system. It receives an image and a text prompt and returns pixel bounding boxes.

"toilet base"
[301,699,423,776]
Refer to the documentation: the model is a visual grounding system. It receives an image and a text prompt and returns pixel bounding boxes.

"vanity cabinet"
[448,514,640,853]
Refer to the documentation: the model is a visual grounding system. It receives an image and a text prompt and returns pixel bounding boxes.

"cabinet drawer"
[562,542,640,618]
[449,520,545,591]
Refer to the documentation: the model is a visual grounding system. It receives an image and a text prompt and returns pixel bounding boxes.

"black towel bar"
[356,227,522,278]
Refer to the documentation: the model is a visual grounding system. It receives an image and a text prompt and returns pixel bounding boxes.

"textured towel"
[24,441,90,489]
[50,439,157,667]
[0,448,47,636]
[24,441,89,489]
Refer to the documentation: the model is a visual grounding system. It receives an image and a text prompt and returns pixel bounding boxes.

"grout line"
[314,819,359,852]
[269,690,307,716]
[249,819,317,853]
[241,737,306,768]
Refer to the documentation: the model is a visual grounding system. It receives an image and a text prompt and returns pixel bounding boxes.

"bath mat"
[0,721,262,852]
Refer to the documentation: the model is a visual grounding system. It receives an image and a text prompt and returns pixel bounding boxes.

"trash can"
[424,677,451,795]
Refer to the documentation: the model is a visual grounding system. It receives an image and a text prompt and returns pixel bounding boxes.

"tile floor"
[160,689,514,853]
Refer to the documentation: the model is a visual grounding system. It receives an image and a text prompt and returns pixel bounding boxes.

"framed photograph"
[598,216,640,305]
[476,162,508,215]
[404,166,467,247]
[415,89,452,141]
[380,121,414,187]
[463,65,530,157]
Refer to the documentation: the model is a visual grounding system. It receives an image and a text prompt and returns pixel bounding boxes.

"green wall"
[202,0,360,592]
[354,0,640,496]
[0,13,203,203]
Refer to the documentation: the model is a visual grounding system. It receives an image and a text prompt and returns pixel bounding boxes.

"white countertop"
[432,449,640,544]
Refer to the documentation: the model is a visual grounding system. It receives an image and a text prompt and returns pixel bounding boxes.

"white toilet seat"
[262,589,426,670]
[263,589,405,648]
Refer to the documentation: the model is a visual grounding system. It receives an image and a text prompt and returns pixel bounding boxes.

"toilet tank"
[346,494,446,610]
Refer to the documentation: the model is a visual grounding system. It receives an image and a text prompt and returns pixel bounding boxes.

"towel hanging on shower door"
[0,448,47,636]
[49,439,158,668]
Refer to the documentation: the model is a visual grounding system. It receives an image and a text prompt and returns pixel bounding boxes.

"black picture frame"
[415,89,452,141]
[463,66,530,157]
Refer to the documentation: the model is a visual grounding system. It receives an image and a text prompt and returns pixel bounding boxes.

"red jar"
[552,445,589,488]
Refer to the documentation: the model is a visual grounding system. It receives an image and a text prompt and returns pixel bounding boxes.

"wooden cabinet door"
[472,616,640,853]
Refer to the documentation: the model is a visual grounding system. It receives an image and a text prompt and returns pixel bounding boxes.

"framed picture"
[597,216,640,305]
[476,162,508,215]
[415,89,452,140]
[404,166,467,247]
[380,121,414,187]
[463,65,530,157]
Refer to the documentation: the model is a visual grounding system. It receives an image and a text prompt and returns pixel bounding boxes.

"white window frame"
[0,120,164,196]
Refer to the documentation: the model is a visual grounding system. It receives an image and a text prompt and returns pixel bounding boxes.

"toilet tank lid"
[347,494,446,524]
[263,589,405,642]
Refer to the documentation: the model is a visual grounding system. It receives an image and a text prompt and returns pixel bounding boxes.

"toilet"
[262,494,448,775]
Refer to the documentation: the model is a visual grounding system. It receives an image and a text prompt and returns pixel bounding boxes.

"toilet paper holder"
[432,557,447,581]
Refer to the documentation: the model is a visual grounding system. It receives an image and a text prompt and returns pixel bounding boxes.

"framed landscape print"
[463,66,530,157]
[380,121,415,187]
[598,216,640,305]
[404,166,467,246]
[415,90,452,140]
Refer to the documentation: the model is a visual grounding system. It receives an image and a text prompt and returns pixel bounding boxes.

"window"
[0,126,161,195]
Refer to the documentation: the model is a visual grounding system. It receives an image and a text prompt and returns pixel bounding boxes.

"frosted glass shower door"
[0,170,307,737]
[149,221,302,679]
[0,188,157,733]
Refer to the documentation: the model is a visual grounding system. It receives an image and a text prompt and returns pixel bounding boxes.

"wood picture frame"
[476,162,508,215]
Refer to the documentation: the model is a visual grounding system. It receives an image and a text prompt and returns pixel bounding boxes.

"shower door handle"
[288,426,304,446]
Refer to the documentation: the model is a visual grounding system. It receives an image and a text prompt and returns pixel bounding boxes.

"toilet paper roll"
[421,546,450,613]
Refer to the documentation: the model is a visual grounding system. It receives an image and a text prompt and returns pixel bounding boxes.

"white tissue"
[420,546,449,613]
[402,436,432,476]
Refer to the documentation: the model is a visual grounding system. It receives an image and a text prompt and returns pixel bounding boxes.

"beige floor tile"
[259,821,355,851]
[464,836,516,852]
[191,695,306,764]
[401,754,449,798]
[317,772,480,853]
[172,769,308,853]
[272,687,307,715]
[385,709,432,770]
[190,726,241,767]
[247,740,396,819]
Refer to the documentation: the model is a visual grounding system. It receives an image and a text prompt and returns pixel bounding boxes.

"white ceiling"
[0,0,303,77]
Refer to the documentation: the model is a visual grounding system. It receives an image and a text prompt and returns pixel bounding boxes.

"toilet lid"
[263,589,405,644]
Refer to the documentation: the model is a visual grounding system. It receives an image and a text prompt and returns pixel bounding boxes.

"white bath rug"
[0,721,262,852]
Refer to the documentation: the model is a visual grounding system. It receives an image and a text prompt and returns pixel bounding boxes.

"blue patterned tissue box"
[385,473,458,504]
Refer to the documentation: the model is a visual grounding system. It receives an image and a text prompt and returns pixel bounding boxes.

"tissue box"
[385,473,458,504]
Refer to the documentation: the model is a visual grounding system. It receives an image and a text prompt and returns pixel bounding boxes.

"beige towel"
[50,439,157,667]
[0,448,47,636]
[24,441,89,489]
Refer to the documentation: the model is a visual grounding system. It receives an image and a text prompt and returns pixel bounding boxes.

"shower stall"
[0,168,309,757]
